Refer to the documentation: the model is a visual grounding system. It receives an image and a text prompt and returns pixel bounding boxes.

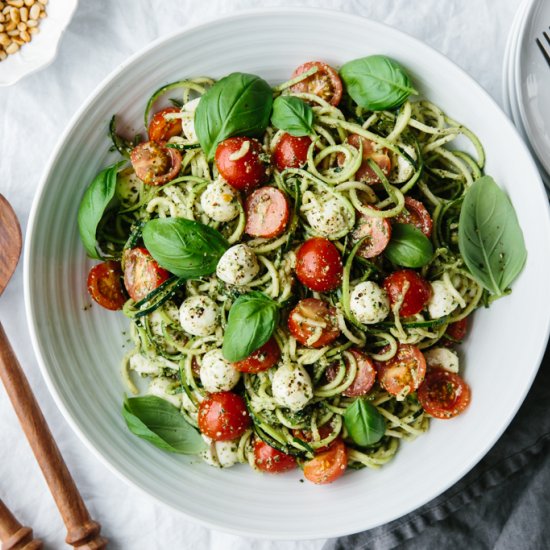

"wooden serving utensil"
[0,194,108,549]
[0,498,42,550]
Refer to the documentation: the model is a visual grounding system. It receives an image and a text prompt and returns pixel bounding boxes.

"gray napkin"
[324,342,550,550]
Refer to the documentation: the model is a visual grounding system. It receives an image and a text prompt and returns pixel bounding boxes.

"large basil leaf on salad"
[458,175,526,297]
[344,399,386,447]
[384,223,433,268]
[194,72,273,160]
[271,96,314,137]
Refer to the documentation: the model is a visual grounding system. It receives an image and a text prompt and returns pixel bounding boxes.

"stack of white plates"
[503,0,550,193]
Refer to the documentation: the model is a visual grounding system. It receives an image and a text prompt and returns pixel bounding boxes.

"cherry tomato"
[394,197,433,237]
[122,247,170,302]
[290,61,343,106]
[215,137,267,192]
[295,237,343,292]
[245,186,290,238]
[417,368,471,419]
[352,214,392,259]
[87,261,126,311]
[130,141,182,186]
[383,269,432,317]
[198,392,251,441]
[253,440,297,473]
[292,423,335,452]
[325,349,376,397]
[273,133,312,171]
[303,439,348,485]
[338,134,391,184]
[288,298,340,348]
[445,318,468,342]
[232,338,281,374]
[148,107,182,142]
[376,344,427,396]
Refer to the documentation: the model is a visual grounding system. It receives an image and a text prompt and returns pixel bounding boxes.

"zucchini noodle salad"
[78,56,525,484]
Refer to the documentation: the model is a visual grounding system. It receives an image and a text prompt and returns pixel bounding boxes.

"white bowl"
[0,0,78,87]
[24,8,550,539]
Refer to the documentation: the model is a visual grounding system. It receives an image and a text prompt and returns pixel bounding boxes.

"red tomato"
[383,269,432,318]
[130,141,182,186]
[417,368,471,419]
[295,237,343,292]
[376,344,427,396]
[148,107,182,142]
[245,186,290,238]
[445,318,468,342]
[273,133,312,170]
[198,392,251,441]
[303,439,348,485]
[122,247,170,302]
[288,298,340,348]
[87,261,126,311]
[394,197,433,237]
[338,134,391,184]
[253,440,297,473]
[325,349,376,397]
[290,61,343,106]
[352,214,392,259]
[215,137,267,192]
[232,338,281,373]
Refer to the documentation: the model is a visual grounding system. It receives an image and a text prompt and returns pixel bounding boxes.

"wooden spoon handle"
[0,323,108,549]
[0,498,42,550]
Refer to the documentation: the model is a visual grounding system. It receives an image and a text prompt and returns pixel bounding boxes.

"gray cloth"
[324,342,550,550]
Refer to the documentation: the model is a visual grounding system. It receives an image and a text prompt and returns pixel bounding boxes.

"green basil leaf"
[77,161,126,259]
[458,175,526,296]
[385,223,433,268]
[195,72,273,160]
[122,395,206,455]
[344,399,386,447]
[222,291,279,362]
[271,96,314,137]
[142,218,229,279]
[340,55,417,111]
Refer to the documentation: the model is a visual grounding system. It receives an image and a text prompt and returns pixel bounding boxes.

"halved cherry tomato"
[290,61,343,106]
[253,440,297,473]
[148,107,182,142]
[325,349,376,397]
[338,134,391,184]
[198,392,251,441]
[383,269,432,317]
[130,141,182,186]
[273,133,312,170]
[303,439,348,485]
[215,137,267,192]
[352,214,392,259]
[376,344,427,396]
[394,197,433,237]
[417,368,471,419]
[445,317,468,342]
[122,247,170,302]
[87,261,126,311]
[295,237,343,292]
[245,186,290,238]
[232,338,281,373]
[288,298,340,348]
[292,423,335,452]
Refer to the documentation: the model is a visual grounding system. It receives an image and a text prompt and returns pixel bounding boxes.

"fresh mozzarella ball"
[200,436,240,468]
[424,347,460,373]
[272,363,313,412]
[391,143,417,184]
[148,377,182,408]
[216,244,260,286]
[428,280,459,319]
[179,295,219,337]
[350,281,390,324]
[129,353,178,376]
[180,97,200,142]
[200,349,240,393]
[306,198,350,237]
[201,178,240,222]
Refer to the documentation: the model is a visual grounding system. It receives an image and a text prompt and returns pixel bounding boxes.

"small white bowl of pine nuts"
[0,0,78,86]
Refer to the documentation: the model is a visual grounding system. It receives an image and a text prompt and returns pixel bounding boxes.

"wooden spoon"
[0,194,108,549]
[0,498,42,550]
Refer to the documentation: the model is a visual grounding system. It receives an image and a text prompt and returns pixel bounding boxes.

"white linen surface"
[0,1,519,548]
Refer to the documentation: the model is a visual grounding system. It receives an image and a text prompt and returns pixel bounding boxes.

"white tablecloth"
[0,1,519,548]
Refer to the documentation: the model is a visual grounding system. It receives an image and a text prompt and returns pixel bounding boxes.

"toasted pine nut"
[17,21,25,30]
[0,13,5,22]
[37,0,47,4]
[9,6,18,22]
[19,6,27,21]
[20,28,28,41]
[3,5,11,14]
[7,28,18,35]
[26,17,36,26]
[28,2,38,18]
[23,0,32,5]
[7,0,23,7]
[0,23,3,32]
[28,25,37,34]
[13,36,23,45]
[0,32,9,46]
[5,41,18,53]
[39,11,44,18]
[5,20,14,30]
[0,50,7,61]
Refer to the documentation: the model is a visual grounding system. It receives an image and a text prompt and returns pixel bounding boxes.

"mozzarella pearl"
[129,353,178,376]
[180,97,200,142]
[216,244,260,286]
[272,363,313,412]
[391,143,417,184]
[424,347,460,373]
[200,436,240,468]
[201,178,240,222]
[147,377,182,408]
[350,281,390,324]
[306,198,350,237]
[428,280,459,319]
[179,295,219,337]
[199,349,240,393]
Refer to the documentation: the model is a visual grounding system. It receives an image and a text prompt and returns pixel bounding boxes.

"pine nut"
[0,32,9,46]
[28,2,38,19]
[37,0,47,4]
[20,28,28,41]
[39,11,44,18]
[0,23,3,32]
[0,13,5,22]
[17,21,24,30]
[19,6,27,21]
[3,6,10,14]
[26,17,36,26]
[0,49,7,61]
[9,7,18,23]
[7,28,17,35]
[5,41,18,53]
[28,25,37,34]
[7,0,23,7]
[23,0,32,5]
[13,36,22,44]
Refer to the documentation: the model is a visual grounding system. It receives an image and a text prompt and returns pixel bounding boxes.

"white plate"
[24,8,550,539]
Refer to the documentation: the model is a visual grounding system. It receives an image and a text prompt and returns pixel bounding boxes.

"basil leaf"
[122,395,206,455]
[271,96,314,137]
[458,175,526,296]
[195,72,273,160]
[77,161,126,259]
[222,291,279,362]
[340,55,417,111]
[385,223,433,268]
[344,399,386,447]
[142,218,228,279]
